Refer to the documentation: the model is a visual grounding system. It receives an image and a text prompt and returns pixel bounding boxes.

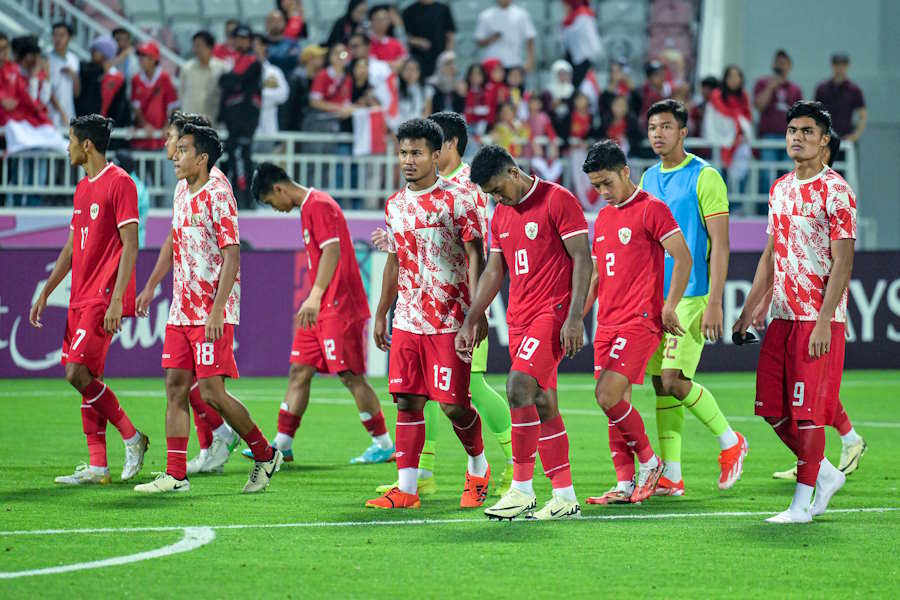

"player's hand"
[560,315,584,359]
[809,321,831,359]
[731,311,753,339]
[751,288,774,329]
[296,296,321,329]
[103,300,124,334]
[454,320,475,363]
[662,304,685,337]
[474,313,489,346]
[371,227,391,252]
[205,312,225,342]
[136,286,153,317]
[701,302,724,341]
[373,314,391,351]
[29,293,47,328]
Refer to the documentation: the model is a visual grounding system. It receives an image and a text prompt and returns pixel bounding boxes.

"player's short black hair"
[825,128,841,167]
[52,21,73,35]
[193,30,215,48]
[646,99,688,128]
[181,123,223,168]
[168,111,212,135]
[582,140,627,174]
[470,144,516,187]
[251,162,291,203]
[397,118,443,153]
[428,111,467,155]
[69,114,114,153]
[786,100,832,134]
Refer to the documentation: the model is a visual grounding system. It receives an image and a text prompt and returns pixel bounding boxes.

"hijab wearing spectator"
[548,60,574,102]
[427,51,456,94]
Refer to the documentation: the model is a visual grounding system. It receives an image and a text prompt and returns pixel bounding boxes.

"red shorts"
[593,321,661,385]
[291,317,367,374]
[755,319,845,425]
[508,317,564,390]
[388,329,471,406]
[61,304,112,377]
[162,324,239,379]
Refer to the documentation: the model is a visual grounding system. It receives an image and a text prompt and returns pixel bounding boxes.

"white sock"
[717,426,739,450]
[617,480,635,494]
[663,461,682,482]
[273,432,293,451]
[840,428,862,445]
[89,465,109,473]
[195,448,209,460]
[212,423,235,443]
[373,432,393,450]
[790,483,815,512]
[359,411,372,420]
[417,468,433,480]
[123,432,141,445]
[817,458,840,482]
[467,452,488,477]
[511,479,534,495]
[639,454,659,470]
[398,467,418,494]
[553,485,577,502]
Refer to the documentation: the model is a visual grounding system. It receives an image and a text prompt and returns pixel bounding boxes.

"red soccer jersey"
[300,188,370,322]
[591,189,681,331]
[69,163,139,314]
[490,177,589,327]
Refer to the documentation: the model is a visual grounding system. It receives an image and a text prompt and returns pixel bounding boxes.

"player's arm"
[703,214,729,340]
[103,222,138,334]
[733,234,775,335]
[29,230,74,328]
[297,241,340,329]
[456,251,505,360]
[559,233,591,358]
[660,232,692,336]
[583,258,599,318]
[136,229,174,317]
[206,244,239,342]
[463,238,489,345]
[374,251,399,351]
[809,238,854,358]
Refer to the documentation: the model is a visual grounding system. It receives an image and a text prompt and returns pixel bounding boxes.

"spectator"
[48,21,79,128]
[254,35,290,137]
[349,57,377,108]
[265,10,301,77]
[218,24,262,208]
[278,0,308,40]
[308,42,353,137]
[638,60,671,126]
[110,28,140,92]
[27,53,52,116]
[0,32,10,74]
[91,37,130,127]
[368,4,407,70]
[280,44,326,132]
[753,49,802,191]
[547,59,575,137]
[505,66,529,121]
[114,150,149,244]
[706,64,752,180]
[490,102,529,157]
[424,50,464,115]
[597,58,640,121]
[530,140,563,182]
[131,41,178,151]
[75,43,103,117]
[601,95,642,157]
[327,0,368,48]
[9,36,48,116]
[213,20,240,64]
[180,31,228,121]
[568,91,594,144]
[560,0,602,88]
[475,0,536,72]
[483,58,508,126]
[396,58,424,122]
[347,32,395,124]
[463,63,490,134]
[525,94,556,143]
[815,53,867,141]
[401,0,455,79]
[688,75,718,137]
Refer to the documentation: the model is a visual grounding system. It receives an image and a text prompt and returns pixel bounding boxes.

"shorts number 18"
[196,342,215,366]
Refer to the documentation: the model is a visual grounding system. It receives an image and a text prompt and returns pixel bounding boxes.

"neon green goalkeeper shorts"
[471,337,489,374]
[646,295,709,380]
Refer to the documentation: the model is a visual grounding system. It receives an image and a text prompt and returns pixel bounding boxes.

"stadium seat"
[202,0,240,20]
[240,0,272,20]
[598,0,647,27]
[163,0,201,20]
[171,20,207,55]
[121,0,162,20]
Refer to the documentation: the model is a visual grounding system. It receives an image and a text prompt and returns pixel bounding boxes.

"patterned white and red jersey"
[169,173,241,326]
[445,162,489,253]
[385,177,483,334]
[767,167,856,322]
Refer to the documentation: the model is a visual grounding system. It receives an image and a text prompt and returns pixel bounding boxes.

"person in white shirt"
[48,21,79,128]
[179,30,229,121]
[254,35,289,137]
[474,0,536,71]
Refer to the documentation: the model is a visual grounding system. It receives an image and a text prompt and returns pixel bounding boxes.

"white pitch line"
[0,527,215,579]
[1,507,895,538]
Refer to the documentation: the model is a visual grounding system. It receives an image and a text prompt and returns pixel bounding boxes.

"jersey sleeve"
[453,188,483,244]
[697,167,729,219]
[383,200,397,254]
[549,188,589,241]
[643,200,681,243]
[489,214,502,254]
[307,199,342,249]
[766,180,779,236]
[827,181,857,241]
[210,189,240,248]
[112,174,140,228]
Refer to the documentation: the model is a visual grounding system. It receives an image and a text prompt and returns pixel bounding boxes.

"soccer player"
[764,129,866,480]
[372,111,514,497]
[29,114,148,484]
[458,144,592,521]
[136,111,240,476]
[248,162,395,464]
[366,118,490,510]
[734,101,855,523]
[578,141,692,505]
[639,99,748,495]
[134,124,283,493]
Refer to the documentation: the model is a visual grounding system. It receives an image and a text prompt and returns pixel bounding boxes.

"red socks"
[361,411,388,438]
[608,421,636,482]
[452,408,485,456]
[395,409,426,470]
[538,414,572,488]
[166,436,188,479]
[83,379,137,440]
[277,408,302,438]
[604,400,654,463]
[831,399,852,436]
[81,403,108,468]
[242,426,274,461]
[511,405,540,482]
[769,418,826,486]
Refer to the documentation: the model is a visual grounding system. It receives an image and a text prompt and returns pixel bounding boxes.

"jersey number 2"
[605,253,615,277]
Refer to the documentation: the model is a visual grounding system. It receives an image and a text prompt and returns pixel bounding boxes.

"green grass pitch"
[1,371,898,598]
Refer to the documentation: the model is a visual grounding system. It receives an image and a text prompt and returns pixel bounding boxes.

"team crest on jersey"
[618,227,632,245]
[303,229,310,245]
[525,222,538,240]
[90,203,99,220]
